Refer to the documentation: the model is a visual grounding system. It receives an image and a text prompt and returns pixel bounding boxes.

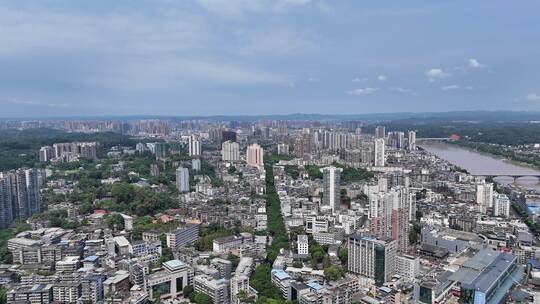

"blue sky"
[0,0,539,117]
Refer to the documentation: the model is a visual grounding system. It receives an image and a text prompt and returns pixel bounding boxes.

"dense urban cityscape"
[0,115,539,304]
[1,1,540,303]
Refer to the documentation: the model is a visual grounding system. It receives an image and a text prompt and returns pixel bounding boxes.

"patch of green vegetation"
[265,161,289,262]
[0,128,137,171]
[304,165,322,179]
[250,264,283,300]
[195,224,233,251]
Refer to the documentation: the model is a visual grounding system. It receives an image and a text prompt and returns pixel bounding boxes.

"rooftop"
[272,269,291,281]
[163,259,187,271]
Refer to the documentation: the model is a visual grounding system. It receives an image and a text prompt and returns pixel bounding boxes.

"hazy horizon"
[4,110,540,121]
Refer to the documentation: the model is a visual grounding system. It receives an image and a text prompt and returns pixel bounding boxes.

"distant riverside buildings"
[176,167,190,193]
[0,168,41,228]
[222,141,240,162]
[407,130,416,151]
[321,166,343,213]
[246,144,264,169]
[388,132,405,149]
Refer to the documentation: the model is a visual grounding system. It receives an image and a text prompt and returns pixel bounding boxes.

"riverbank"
[421,141,540,193]
[450,140,540,172]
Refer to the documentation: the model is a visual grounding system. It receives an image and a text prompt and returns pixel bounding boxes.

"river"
[421,142,540,192]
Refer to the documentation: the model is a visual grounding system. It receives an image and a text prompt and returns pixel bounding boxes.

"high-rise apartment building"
[24,169,41,218]
[493,193,510,217]
[0,168,41,226]
[0,175,13,229]
[348,234,396,286]
[375,126,386,139]
[374,138,385,167]
[407,130,416,151]
[194,274,230,304]
[221,141,240,162]
[388,132,405,149]
[154,142,167,160]
[246,144,264,169]
[368,187,414,252]
[321,166,343,213]
[476,182,494,214]
[39,146,54,162]
[166,224,200,249]
[52,142,98,160]
[176,167,190,193]
[192,159,201,172]
[277,143,289,155]
[189,135,201,157]
[396,254,420,281]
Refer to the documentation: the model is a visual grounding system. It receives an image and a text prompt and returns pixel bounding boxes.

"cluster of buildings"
[0,168,41,228]
[3,118,540,304]
[39,142,99,163]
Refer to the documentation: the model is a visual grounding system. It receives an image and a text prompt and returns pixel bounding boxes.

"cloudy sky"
[0,0,539,117]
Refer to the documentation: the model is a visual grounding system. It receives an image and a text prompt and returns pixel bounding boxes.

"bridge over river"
[421,142,540,191]
[470,174,540,183]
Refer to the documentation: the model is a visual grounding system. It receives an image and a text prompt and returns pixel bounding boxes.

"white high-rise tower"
[321,166,343,213]
[189,135,201,157]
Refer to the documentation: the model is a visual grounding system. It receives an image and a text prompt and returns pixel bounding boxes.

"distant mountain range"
[5,111,540,123]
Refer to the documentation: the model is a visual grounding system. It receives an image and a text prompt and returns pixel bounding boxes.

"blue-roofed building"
[449,248,523,304]
[271,269,291,299]
[306,281,323,290]
[83,255,99,268]
[527,203,539,215]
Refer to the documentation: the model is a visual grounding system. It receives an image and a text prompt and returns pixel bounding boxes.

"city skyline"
[0,1,539,117]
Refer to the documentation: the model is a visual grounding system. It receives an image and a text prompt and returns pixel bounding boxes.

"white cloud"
[348,87,379,95]
[468,58,484,68]
[426,68,450,82]
[526,93,540,101]
[352,77,368,82]
[0,5,292,89]
[442,85,459,91]
[235,28,314,56]
[377,75,387,81]
[0,98,72,108]
[388,87,411,93]
[83,57,291,90]
[196,0,315,18]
